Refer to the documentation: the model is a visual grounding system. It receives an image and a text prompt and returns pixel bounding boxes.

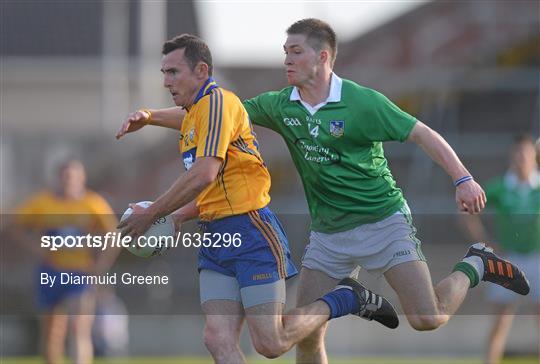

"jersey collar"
[193,77,219,105]
[504,170,540,190]
[290,72,342,103]
[290,73,342,115]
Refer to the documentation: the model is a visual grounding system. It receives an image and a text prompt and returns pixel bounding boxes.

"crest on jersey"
[329,120,344,138]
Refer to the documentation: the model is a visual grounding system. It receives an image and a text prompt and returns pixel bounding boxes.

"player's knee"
[253,340,287,359]
[203,325,237,354]
[252,334,288,359]
[408,314,447,331]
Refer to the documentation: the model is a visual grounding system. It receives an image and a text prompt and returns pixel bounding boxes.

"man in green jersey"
[464,135,539,364]
[117,19,530,363]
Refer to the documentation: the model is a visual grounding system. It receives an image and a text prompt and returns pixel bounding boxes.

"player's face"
[59,161,86,196]
[511,142,536,178]
[283,34,320,87]
[161,48,202,108]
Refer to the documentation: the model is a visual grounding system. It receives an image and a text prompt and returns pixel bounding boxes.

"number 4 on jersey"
[309,124,319,138]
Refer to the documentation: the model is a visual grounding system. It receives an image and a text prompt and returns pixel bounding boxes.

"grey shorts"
[199,269,286,308]
[302,204,426,279]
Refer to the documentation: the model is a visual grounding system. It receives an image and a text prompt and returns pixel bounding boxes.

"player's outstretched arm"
[407,121,486,214]
[115,107,185,139]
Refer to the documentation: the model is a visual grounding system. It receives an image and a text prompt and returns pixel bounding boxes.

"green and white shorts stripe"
[302,203,426,279]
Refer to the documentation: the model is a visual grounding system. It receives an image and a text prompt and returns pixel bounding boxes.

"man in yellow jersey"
[117,34,398,363]
[12,159,119,364]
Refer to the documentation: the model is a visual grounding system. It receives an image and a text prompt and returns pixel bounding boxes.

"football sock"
[318,288,360,320]
[453,256,484,288]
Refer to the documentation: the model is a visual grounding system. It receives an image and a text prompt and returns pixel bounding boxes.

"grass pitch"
[1,357,539,364]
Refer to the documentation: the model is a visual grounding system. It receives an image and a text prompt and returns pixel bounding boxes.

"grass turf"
[1,357,539,364]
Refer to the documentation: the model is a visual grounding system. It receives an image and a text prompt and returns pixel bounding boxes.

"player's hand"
[115,110,151,140]
[456,180,486,214]
[117,203,154,240]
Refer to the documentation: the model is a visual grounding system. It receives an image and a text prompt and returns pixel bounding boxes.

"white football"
[120,201,175,258]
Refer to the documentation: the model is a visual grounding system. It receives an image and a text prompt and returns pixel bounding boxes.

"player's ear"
[319,50,329,64]
[196,62,209,78]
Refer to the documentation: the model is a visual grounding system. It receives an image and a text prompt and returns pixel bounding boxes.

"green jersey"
[243,74,417,233]
[485,172,540,254]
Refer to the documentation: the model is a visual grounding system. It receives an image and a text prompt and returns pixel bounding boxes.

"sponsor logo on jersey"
[283,117,302,127]
[306,116,322,125]
[183,147,196,170]
[295,138,340,165]
[329,120,344,137]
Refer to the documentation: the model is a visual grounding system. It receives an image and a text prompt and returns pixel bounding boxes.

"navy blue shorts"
[36,265,91,311]
[198,207,298,288]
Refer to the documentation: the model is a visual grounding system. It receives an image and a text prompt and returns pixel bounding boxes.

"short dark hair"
[287,18,337,66]
[513,134,534,146]
[162,34,213,76]
[57,158,85,177]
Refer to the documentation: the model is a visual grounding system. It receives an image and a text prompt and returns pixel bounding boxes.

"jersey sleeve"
[195,89,236,160]
[87,192,118,233]
[243,92,280,131]
[361,90,417,142]
[14,192,45,228]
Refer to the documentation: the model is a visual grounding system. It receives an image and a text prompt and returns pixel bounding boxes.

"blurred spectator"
[463,135,540,364]
[8,159,120,364]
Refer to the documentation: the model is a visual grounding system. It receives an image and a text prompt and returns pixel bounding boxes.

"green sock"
[453,261,480,288]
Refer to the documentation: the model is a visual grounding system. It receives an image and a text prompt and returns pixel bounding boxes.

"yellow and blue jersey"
[183,79,298,288]
[180,78,271,221]
[15,190,117,272]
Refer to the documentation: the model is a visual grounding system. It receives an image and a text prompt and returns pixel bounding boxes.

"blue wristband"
[454,175,473,187]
